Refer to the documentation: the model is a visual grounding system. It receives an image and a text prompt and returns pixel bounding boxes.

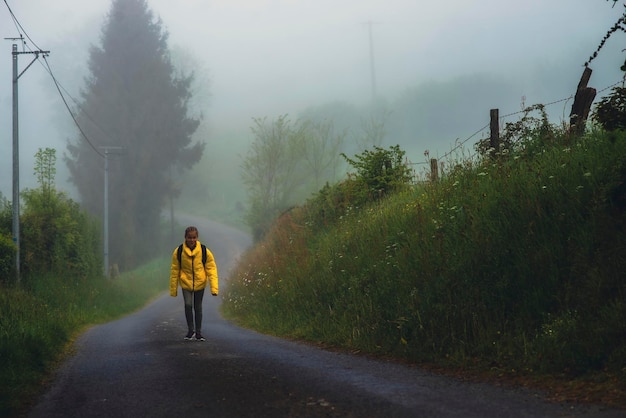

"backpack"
[177,244,208,268]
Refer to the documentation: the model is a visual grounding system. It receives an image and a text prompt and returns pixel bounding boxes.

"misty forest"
[1,0,626,415]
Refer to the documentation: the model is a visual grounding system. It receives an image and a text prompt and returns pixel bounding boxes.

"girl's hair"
[184,226,198,237]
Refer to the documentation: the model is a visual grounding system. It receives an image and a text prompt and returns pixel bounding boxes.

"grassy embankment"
[222,129,626,408]
[0,257,169,416]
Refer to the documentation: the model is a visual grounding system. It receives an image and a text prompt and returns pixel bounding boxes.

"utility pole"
[100,146,124,277]
[366,20,378,102]
[7,39,50,283]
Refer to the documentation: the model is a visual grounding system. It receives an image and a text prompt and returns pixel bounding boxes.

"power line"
[41,56,104,158]
[3,0,44,52]
[3,0,122,159]
[37,55,123,157]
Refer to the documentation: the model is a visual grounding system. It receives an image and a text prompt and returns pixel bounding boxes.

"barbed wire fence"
[406,77,625,183]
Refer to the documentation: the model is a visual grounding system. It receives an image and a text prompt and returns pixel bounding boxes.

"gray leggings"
[182,288,205,333]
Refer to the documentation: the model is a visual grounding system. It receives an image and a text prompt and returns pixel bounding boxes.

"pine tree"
[66,0,203,269]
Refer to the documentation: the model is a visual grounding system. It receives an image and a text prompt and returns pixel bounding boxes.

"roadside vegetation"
[222,104,626,408]
[0,149,169,416]
[0,259,168,416]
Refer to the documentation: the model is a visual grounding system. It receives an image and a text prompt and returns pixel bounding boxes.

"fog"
[1,0,625,199]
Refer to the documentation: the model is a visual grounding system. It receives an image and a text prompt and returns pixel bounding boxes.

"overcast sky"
[1,0,625,195]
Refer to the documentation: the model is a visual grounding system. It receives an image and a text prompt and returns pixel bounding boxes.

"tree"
[65,0,204,269]
[241,115,307,240]
[354,112,388,152]
[300,120,346,191]
[22,149,101,278]
[33,148,56,204]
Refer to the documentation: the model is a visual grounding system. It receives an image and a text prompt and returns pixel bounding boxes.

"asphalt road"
[28,219,624,418]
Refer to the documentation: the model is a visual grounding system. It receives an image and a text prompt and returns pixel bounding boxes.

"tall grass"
[0,257,169,416]
[222,130,626,381]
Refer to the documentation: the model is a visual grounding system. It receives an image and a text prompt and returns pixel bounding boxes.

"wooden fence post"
[490,108,500,157]
[430,158,438,182]
[570,67,597,136]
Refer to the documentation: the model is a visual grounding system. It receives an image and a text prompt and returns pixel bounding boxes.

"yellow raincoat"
[169,241,218,297]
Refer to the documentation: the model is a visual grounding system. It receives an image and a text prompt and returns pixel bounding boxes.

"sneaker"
[195,332,205,341]
[184,331,195,340]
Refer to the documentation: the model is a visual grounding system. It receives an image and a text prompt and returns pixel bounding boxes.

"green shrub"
[304,145,414,229]
[0,194,14,284]
[0,233,15,283]
[341,144,413,203]
[21,186,101,279]
[594,86,626,131]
